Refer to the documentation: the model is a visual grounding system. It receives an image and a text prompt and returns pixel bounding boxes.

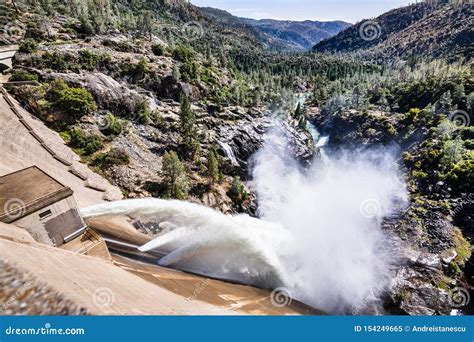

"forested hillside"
[313,0,472,61]
[200,7,350,51]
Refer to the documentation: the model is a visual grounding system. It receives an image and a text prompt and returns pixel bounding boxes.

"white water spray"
[82,122,407,313]
[252,123,407,312]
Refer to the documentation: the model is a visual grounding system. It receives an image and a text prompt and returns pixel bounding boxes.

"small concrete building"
[0,166,86,246]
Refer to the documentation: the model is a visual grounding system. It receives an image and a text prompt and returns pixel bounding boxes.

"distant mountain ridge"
[200,7,350,51]
[313,0,473,60]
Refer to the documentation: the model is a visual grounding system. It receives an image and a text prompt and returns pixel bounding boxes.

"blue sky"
[190,0,414,23]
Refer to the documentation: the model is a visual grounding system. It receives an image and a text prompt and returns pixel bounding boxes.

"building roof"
[0,166,73,223]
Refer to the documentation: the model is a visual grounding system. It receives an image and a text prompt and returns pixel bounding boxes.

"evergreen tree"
[228,176,246,206]
[172,65,181,81]
[452,84,466,109]
[179,93,200,159]
[162,151,188,200]
[294,102,303,119]
[436,91,453,114]
[139,10,155,41]
[207,145,219,183]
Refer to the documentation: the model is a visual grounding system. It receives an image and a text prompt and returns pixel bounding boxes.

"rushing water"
[82,120,408,313]
[217,141,239,166]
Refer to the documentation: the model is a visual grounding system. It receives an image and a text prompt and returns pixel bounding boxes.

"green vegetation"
[9,70,38,82]
[101,113,124,136]
[151,44,166,56]
[172,45,195,63]
[162,151,189,200]
[68,127,104,156]
[55,85,97,120]
[135,99,153,124]
[33,79,97,121]
[228,176,247,206]
[79,49,111,71]
[179,93,200,159]
[207,146,219,183]
[19,38,37,53]
[92,148,130,168]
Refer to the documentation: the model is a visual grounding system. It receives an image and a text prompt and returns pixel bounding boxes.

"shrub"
[41,51,69,71]
[445,159,473,190]
[93,148,130,167]
[9,70,39,82]
[121,58,149,79]
[151,44,165,56]
[441,137,464,167]
[101,113,124,136]
[136,58,150,76]
[172,45,195,62]
[68,127,104,156]
[78,49,110,70]
[55,86,97,119]
[102,39,135,52]
[83,135,104,155]
[19,38,37,53]
[135,99,152,124]
[228,176,247,205]
[180,61,199,82]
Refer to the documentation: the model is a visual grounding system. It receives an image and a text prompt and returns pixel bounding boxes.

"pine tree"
[162,151,188,200]
[139,10,155,41]
[172,65,181,81]
[228,176,246,206]
[207,145,219,183]
[179,93,200,159]
[294,102,303,119]
[436,91,453,114]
